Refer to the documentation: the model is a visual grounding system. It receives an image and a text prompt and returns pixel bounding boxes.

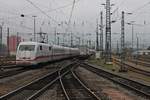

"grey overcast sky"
[0,0,150,47]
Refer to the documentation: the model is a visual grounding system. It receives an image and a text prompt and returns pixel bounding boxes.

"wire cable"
[131,1,150,14]
[68,0,76,26]
[25,0,58,23]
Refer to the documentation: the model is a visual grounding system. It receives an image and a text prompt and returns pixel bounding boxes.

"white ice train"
[79,46,95,56]
[16,42,80,66]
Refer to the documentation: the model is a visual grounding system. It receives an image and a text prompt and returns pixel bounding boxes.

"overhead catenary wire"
[131,1,150,14]
[0,0,80,20]
[68,0,76,26]
[0,0,81,30]
[47,0,80,13]
[111,1,150,24]
[24,0,80,18]
[110,0,125,16]
[51,1,66,15]
[130,1,150,20]
[0,1,21,16]
[25,0,58,23]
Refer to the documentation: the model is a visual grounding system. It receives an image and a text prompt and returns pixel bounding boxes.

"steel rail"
[0,60,77,100]
[114,58,150,76]
[24,61,77,100]
[81,62,150,99]
[0,65,20,69]
[26,62,74,100]
[59,63,101,100]
[0,61,61,100]
[58,64,75,100]
[0,67,30,79]
[71,69,101,100]
[129,59,150,67]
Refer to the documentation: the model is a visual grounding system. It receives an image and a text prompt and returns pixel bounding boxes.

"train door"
[49,46,52,61]
[51,46,54,61]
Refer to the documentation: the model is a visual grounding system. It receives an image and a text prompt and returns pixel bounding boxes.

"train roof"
[52,45,79,50]
[18,42,79,50]
[19,42,51,46]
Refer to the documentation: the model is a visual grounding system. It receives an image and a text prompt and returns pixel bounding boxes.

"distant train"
[79,46,95,56]
[16,42,80,66]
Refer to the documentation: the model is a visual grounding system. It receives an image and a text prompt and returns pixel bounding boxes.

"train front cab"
[16,43,37,66]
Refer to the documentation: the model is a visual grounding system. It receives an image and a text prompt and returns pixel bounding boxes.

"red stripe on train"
[16,54,72,61]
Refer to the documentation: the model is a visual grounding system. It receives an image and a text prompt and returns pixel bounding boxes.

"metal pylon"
[100,11,103,53]
[120,11,127,72]
[105,0,112,63]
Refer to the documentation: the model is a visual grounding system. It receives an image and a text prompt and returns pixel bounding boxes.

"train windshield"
[19,45,35,51]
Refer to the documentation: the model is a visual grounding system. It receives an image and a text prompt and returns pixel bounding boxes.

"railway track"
[138,56,150,63]
[129,59,150,67]
[0,61,76,100]
[0,59,71,79]
[81,62,150,99]
[114,58,150,76]
[27,61,75,100]
[28,60,101,100]
[0,65,19,69]
[0,67,30,79]
[60,68,101,100]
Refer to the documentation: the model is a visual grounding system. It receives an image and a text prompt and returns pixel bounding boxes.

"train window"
[19,45,35,51]
[40,46,42,50]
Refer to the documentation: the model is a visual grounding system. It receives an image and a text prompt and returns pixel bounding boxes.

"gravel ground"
[127,60,150,71]
[0,65,57,96]
[0,67,20,72]
[75,67,146,100]
[36,82,65,100]
[89,60,150,86]
[122,71,150,85]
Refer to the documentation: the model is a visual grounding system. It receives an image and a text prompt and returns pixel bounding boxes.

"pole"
[7,27,10,56]
[136,36,139,65]
[89,40,91,49]
[105,0,112,64]
[117,40,119,55]
[120,11,127,72]
[0,26,2,54]
[100,11,103,54]
[57,36,59,45]
[47,33,48,43]
[79,37,81,47]
[0,26,2,70]
[63,33,65,46]
[16,32,19,48]
[71,33,73,47]
[82,34,84,46]
[33,16,36,42]
[54,27,57,44]
[96,19,99,51]
[132,24,134,52]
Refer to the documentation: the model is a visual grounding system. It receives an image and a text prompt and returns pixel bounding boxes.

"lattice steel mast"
[100,11,103,54]
[105,0,112,63]
[96,19,99,51]
[120,11,127,72]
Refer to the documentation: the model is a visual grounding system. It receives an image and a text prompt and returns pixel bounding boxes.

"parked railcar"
[16,42,79,66]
